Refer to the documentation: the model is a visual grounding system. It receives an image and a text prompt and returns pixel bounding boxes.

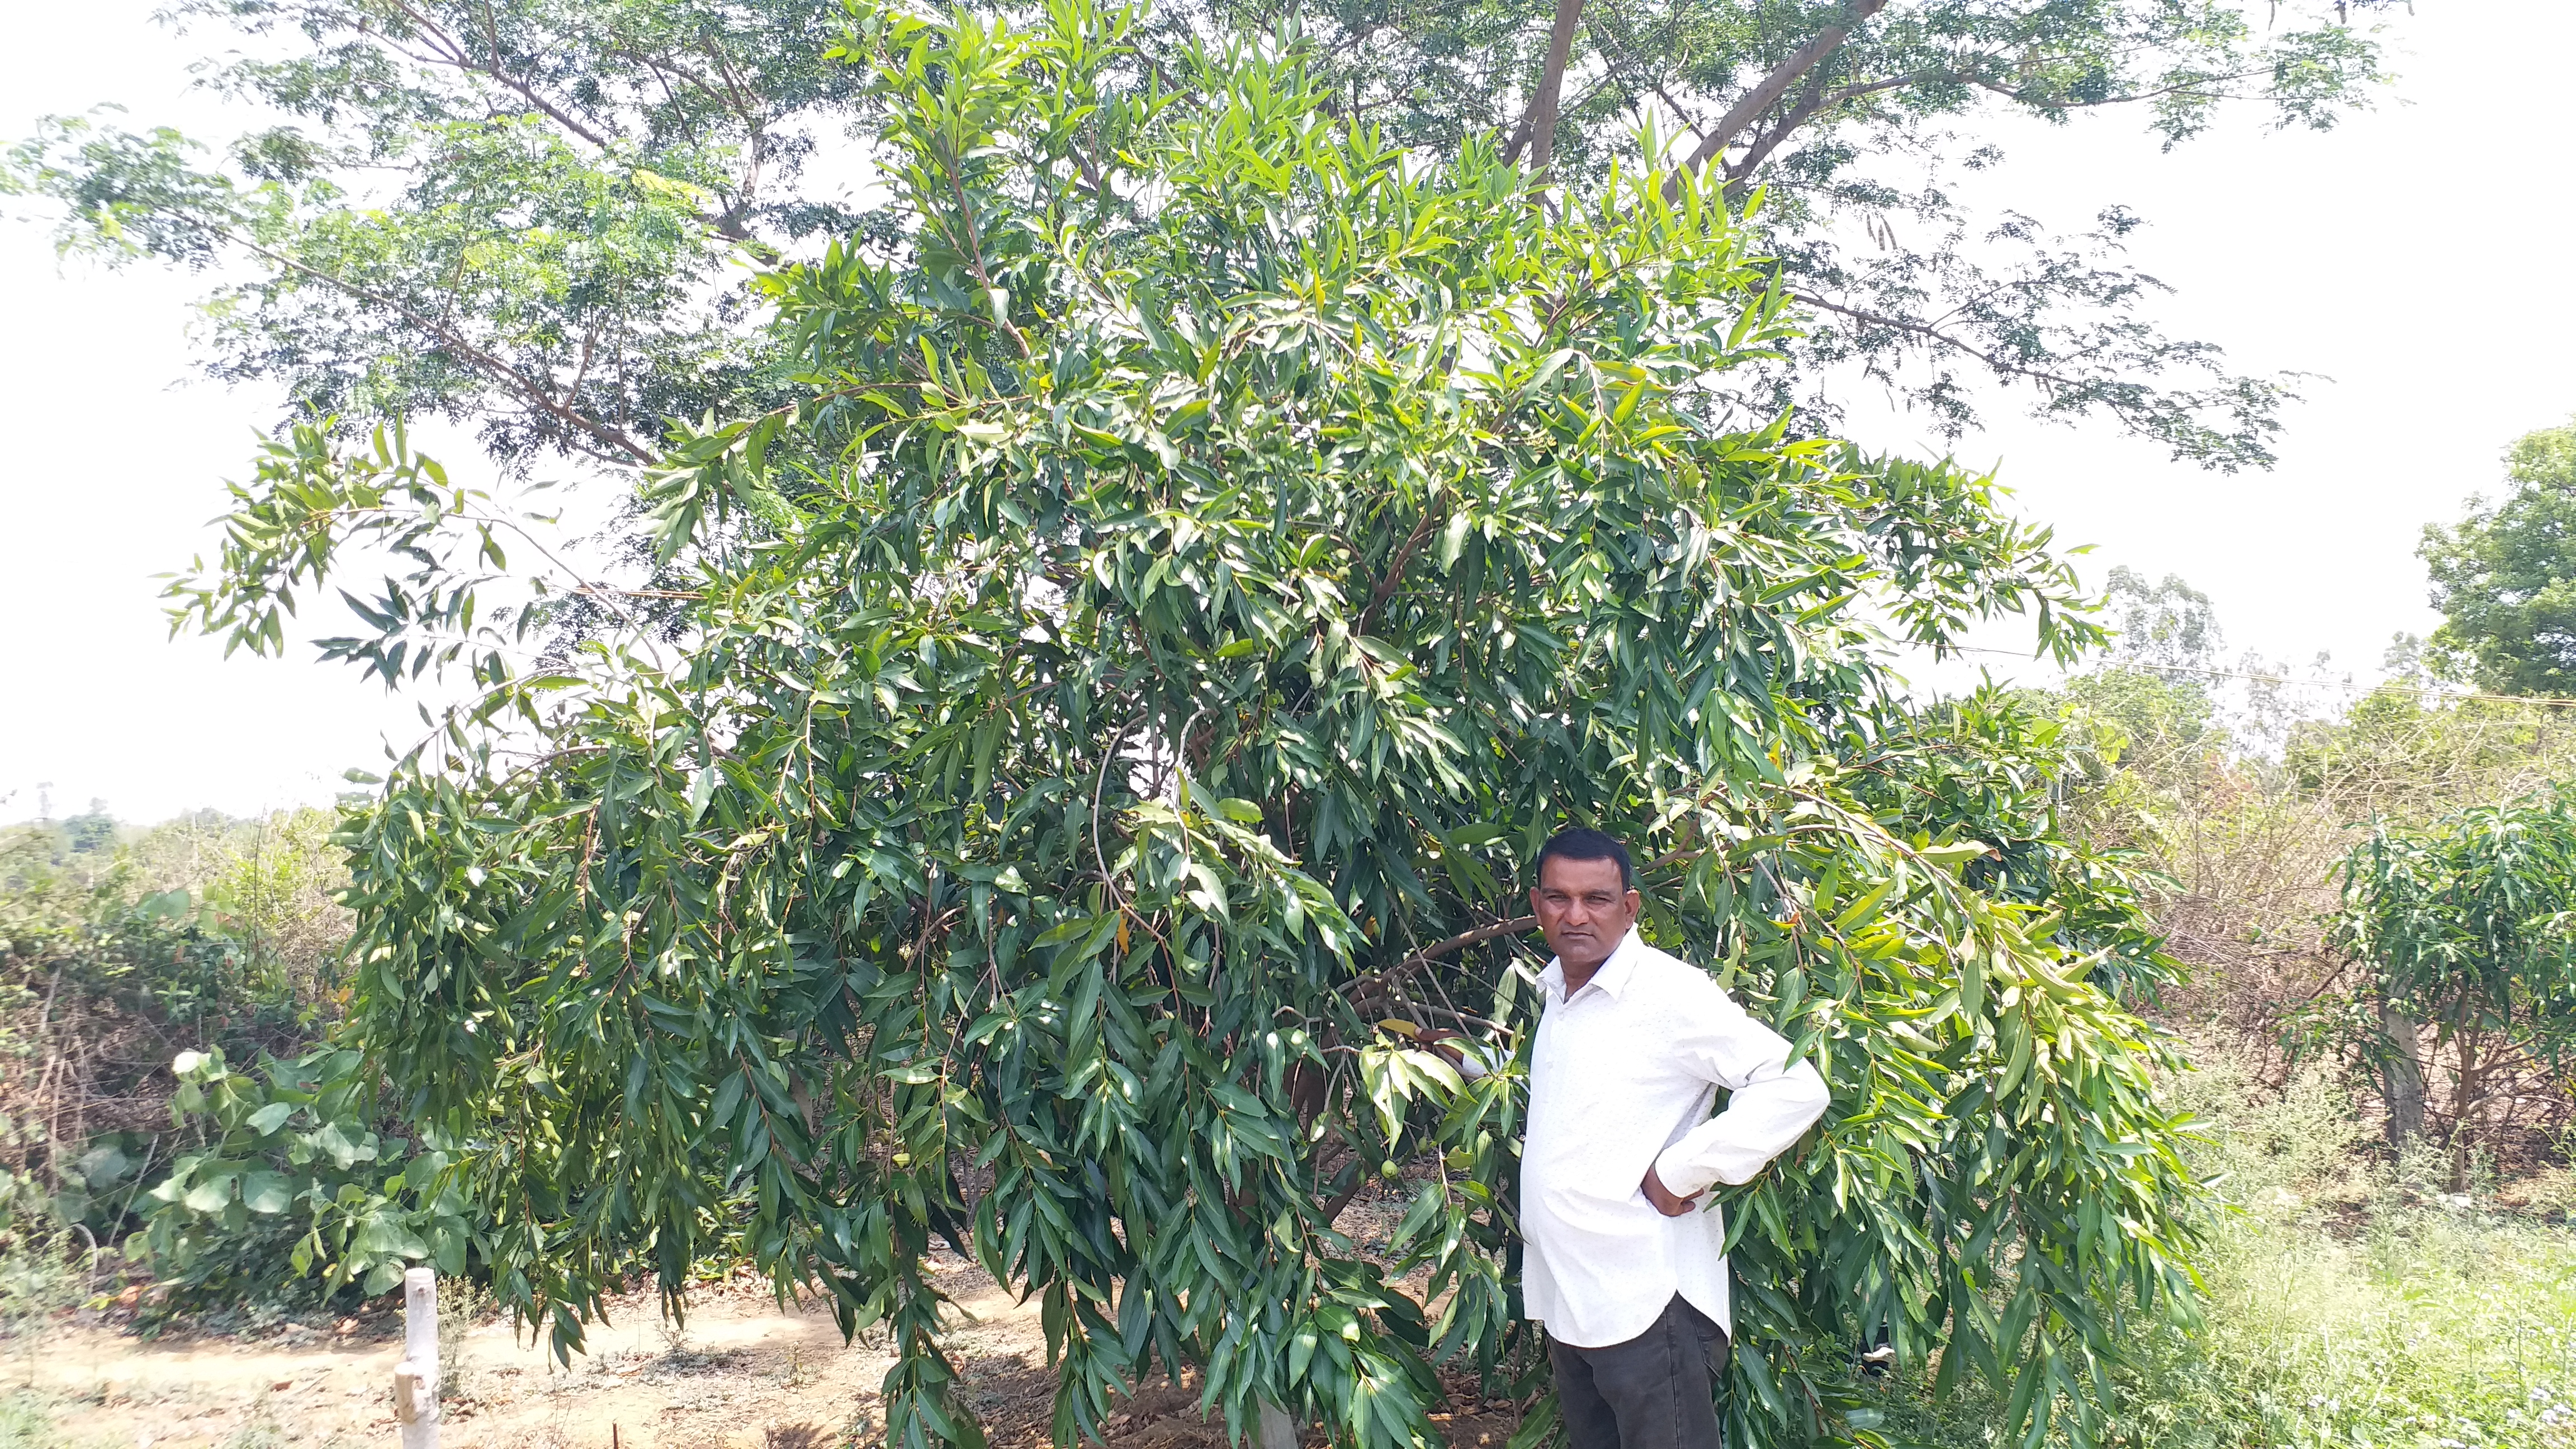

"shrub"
[136,1045,471,1313]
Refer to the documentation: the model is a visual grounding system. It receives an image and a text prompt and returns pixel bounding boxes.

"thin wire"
[1942,646,2576,712]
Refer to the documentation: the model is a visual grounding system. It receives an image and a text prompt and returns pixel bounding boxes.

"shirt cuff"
[1651,1144,1724,1200]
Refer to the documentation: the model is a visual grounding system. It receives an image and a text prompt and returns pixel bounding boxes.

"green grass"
[1859,1058,2576,1448]
[0,1394,55,1449]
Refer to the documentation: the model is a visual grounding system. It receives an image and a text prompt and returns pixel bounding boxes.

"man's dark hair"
[1533,827,1636,891]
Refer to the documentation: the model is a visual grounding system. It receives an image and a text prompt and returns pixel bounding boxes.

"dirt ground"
[12,1197,1526,1449]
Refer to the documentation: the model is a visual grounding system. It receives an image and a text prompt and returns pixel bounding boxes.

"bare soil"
[16,1195,1526,1449]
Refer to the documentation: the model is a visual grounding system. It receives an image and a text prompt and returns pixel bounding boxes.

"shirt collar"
[1542,927,1646,1002]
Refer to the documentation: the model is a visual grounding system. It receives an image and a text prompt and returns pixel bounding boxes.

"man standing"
[1518,828,1830,1449]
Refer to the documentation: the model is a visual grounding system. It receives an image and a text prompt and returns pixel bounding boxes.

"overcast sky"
[5,0,2573,825]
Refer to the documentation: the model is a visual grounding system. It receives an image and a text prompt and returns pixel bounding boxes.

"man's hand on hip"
[1640,1162,1700,1216]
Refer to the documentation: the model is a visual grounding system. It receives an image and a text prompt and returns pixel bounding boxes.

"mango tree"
[2333,793,2576,1177]
[172,7,2206,1445]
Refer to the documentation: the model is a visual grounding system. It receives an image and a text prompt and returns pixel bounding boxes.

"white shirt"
[1519,928,1830,1348]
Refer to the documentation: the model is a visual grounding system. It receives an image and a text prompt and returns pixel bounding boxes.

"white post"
[1257,1400,1298,1449]
[393,1267,440,1448]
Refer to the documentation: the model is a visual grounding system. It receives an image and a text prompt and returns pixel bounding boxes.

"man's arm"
[1642,979,1829,1211]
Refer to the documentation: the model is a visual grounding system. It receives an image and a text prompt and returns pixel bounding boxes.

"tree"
[2420,415,2576,696]
[1194,0,2399,467]
[60,802,117,856]
[4,0,873,469]
[2331,793,2576,1178]
[2098,567,2223,678]
[173,11,2205,1447]
[5,0,2400,490]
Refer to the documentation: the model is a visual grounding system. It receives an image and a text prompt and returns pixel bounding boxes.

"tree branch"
[1663,0,1888,199]
[1792,291,2092,395]
[1356,504,1446,637]
[229,229,655,462]
[467,0,614,146]
[1504,0,1587,174]
[1586,13,1706,145]
[1344,916,1538,1005]
[1723,70,1831,188]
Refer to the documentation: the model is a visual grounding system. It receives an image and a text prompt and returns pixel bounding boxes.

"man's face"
[1530,854,1640,974]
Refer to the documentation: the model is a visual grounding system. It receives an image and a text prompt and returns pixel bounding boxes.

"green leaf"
[1437,512,1472,570]
[242,1171,294,1215]
[1919,841,1993,871]
[183,1171,238,1214]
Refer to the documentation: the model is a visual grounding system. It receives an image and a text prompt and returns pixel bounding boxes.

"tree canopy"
[171,8,2205,1447]
[1200,0,2396,467]
[4,0,2401,485]
[2421,415,2576,696]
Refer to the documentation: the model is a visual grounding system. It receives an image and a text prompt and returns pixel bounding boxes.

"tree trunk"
[1508,0,1587,179]
[1666,0,1888,192]
[2447,1027,2482,1191]
[2380,998,2426,1150]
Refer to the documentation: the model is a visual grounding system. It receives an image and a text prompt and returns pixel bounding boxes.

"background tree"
[2097,567,2224,678]
[2329,793,2576,1177]
[3,0,875,469]
[172,10,2205,1447]
[4,0,2402,500]
[1184,0,2399,467]
[2420,414,2576,695]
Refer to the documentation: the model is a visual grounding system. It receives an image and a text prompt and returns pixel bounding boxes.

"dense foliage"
[1,0,2403,486]
[1206,0,2397,467]
[0,810,382,1309]
[2328,793,2576,1175]
[164,10,2211,1447]
[1855,688,2176,1003]
[0,823,314,1208]
[138,1045,468,1311]
[2421,415,2576,695]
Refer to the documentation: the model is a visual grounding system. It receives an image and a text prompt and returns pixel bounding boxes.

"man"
[1518,827,1829,1449]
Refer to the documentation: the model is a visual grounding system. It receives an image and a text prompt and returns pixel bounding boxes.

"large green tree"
[174,9,2203,1447]
[2420,415,2576,695]
[6,0,2398,486]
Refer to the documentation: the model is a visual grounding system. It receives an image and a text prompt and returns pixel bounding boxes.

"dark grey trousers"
[1549,1295,1730,1449]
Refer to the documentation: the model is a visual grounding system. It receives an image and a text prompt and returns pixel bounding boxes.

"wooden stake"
[394,1267,440,1448]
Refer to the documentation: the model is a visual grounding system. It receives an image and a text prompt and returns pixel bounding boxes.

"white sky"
[5,0,2573,824]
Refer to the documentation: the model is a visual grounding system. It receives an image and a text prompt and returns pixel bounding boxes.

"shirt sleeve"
[1649,977,1831,1198]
